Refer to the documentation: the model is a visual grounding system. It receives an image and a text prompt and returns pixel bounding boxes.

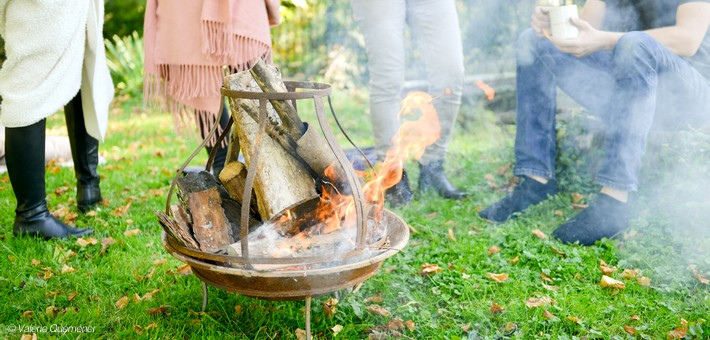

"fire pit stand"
[160,81,409,338]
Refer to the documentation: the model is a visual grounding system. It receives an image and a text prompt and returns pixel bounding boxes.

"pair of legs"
[350,0,467,204]
[5,92,102,239]
[481,30,710,245]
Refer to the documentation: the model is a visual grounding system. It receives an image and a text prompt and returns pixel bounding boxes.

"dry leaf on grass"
[621,268,641,279]
[42,270,53,280]
[487,245,501,255]
[124,229,141,237]
[134,268,156,282]
[509,256,520,264]
[44,291,61,298]
[8,255,16,263]
[630,314,641,321]
[68,292,78,302]
[689,264,709,284]
[22,311,33,319]
[20,334,38,340]
[542,310,556,319]
[600,275,626,289]
[489,302,505,314]
[146,306,169,316]
[637,277,651,286]
[386,318,404,330]
[542,284,560,291]
[112,203,132,217]
[115,296,129,309]
[45,306,59,316]
[623,325,636,335]
[540,272,554,283]
[425,212,437,218]
[599,260,617,275]
[76,237,98,247]
[385,266,397,274]
[567,315,581,323]
[153,259,168,266]
[167,264,192,275]
[461,323,471,332]
[234,305,243,315]
[61,264,76,274]
[31,259,41,266]
[447,228,456,242]
[332,325,343,336]
[420,263,443,276]
[531,229,547,239]
[101,237,116,254]
[549,246,566,258]
[571,193,584,203]
[364,294,384,304]
[668,327,687,339]
[486,272,509,283]
[323,298,338,318]
[404,320,415,332]
[141,289,160,301]
[525,296,554,308]
[553,210,564,217]
[366,305,391,317]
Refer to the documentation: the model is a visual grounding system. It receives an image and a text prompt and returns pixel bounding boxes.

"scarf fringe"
[200,20,272,64]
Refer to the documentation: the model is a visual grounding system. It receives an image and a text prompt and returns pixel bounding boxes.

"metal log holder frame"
[161,80,410,338]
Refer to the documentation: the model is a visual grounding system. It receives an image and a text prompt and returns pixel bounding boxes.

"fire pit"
[158,75,411,337]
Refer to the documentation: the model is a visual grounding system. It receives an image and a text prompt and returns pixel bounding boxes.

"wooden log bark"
[249,59,304,140]
[155,210,200,249]
[224,73,317,220]
[219,161,259,215]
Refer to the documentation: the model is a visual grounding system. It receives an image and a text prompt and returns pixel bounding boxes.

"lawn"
[0,90,708,339]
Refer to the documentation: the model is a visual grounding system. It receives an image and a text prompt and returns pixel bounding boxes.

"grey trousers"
[351,0,465,165]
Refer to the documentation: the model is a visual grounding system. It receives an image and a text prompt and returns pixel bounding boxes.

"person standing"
[350,0,468,205]
[143,0,280,177]
[0,0,114,239]
[480,0,710,245]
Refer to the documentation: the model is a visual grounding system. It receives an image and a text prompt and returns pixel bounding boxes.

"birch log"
[224,72,317,220]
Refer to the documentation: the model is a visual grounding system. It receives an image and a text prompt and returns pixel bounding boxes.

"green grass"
[1,93,708,339]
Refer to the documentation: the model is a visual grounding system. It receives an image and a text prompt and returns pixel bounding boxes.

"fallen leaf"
[134,268,156,282]
[567,315,581,323]
[234,305,243,315]
[145,323,158,331]
[571,204,588,209]
[621,268,641,279]
[153,259,168,266]
[542,310,556,319]
[404,320,415,332]
[630,314,641,321]
[46,306,59,316]
[461,323,471,332]
[368,331,388,340]
[76,237,98,247]
[141,289,160,300]
[571,193,584,203]
[44,291,61,298]
[486,272,509,283]
[85,210,97,217]
[531,229,547,239]
[599,260,618,275]
[295,328,307,340]
[488,245,501,255]
[61,264,76,274]
[386,318,404,330]
[623,325,636,335]
[175,264,192,275]
[115,296,129,309]
[366,305,391,317]
[124,228,141,237]
[385,266,397,274]
[133,325,144,335]
[689,264,709,284]
[22,310,34,319]
[542,284,560,291]
[489,302,505,314]
[20,334,37,340]
[540,272,554,283]
[600,275,626,289]
[8,255,16,262]
[332,325,343,336]
[112,203,131,217]
[553,210,564,217]
[549,245,566,258]
[637,276,651,286]
[364,294,384,304]
[43,270,53,280]
[447,228,456,242]
[68,292,78,302]
[323,298,338,318]
[31,259,41,266]
[420,263,443,276]
[425,212,437,218]
[507,256,519,265]
[525,296,554,308]
[146,306,169,316]
[101,237,116,253]
[668,327,687,339]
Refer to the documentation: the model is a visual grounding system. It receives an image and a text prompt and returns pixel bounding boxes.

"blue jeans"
[514,29,710,191]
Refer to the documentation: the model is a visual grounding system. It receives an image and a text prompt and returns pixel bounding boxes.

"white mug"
[549,5,579,39]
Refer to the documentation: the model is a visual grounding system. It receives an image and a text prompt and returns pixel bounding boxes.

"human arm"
[551,1,710,57]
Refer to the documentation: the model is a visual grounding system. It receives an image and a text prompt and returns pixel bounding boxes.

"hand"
[531,6,551,37]
[549,17,613,57]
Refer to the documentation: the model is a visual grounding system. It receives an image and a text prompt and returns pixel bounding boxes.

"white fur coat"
[0,0,113,141]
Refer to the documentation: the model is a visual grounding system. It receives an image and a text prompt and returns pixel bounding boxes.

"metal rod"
[305,295,312,340]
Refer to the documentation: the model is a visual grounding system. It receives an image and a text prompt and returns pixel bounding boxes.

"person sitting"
[480,0,710,245]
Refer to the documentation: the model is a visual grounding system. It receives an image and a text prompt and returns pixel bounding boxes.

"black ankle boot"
[479,176,558,223]
[385,170,413,207]
[552,194,630,246]
[14,202,92,239]
[5,120,92,239]
[65,93,102,212]
[418,160,467,199]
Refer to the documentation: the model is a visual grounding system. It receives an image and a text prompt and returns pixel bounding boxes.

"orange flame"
[277,91,441,239]
[475,80,495,101]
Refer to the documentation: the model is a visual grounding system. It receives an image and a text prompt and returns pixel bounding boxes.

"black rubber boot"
[384,170,413,207]
[418,160,467,199]
[6,120,92,239]
[479,176,558,223]
[204,103,230,177]
[65,93,102,213]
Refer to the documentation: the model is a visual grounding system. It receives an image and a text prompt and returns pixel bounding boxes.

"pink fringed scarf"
[144,0,280,145]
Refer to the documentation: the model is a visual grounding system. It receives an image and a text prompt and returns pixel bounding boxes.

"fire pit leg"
[201,282,208,312]
[305,295,312,340]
